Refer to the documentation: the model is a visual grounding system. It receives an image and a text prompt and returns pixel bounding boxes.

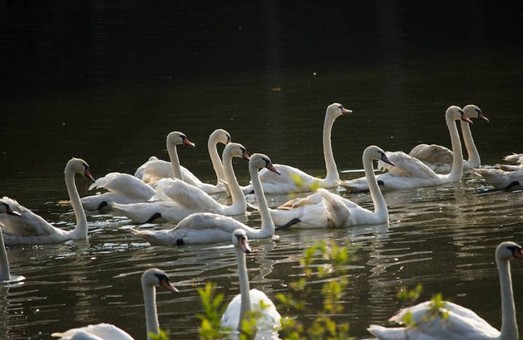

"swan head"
[223,142,250,161]
[326,103,352,118]
[463,104,489,122]
[0,202,21,216]
[167,131,196,148]
[445,105,471,123]
[496,241,523,262]
[66,158,95,182]
[250,153,280,175]
[142,268,179,293]
[211,128,232,145]
[232,229,251,254]
[364,146,394,167]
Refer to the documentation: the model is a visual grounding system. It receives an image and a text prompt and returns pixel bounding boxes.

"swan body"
[270,146,392,229]
[220,229,281,336]
[0,203,25,283]
[242,103,351,195]
[112,143,249,224]
[135,129,230,194]
[81,172,156,211]
[342,106,469,192]
[473,168,523,190]
[409,104,488,174]
[131,153,280,245]
[52,268,178,340]
[497,153,523,172]
[0,158,94,245]
[368,241,523,340]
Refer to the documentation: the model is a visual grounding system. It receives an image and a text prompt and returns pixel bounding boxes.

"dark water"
[1,1,523,339]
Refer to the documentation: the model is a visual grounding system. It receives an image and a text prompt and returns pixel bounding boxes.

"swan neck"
[250,164,274,237]
[143,283,160,339]
[209,137,226,183]
[0,230,10,281]
[236,247,251,331]
[364,152,387,218]
[65,168,88,238]
[446,115,464,181]
[459,120,480,166]
[167,144,183,180]
[222,153,246,208]
[322,113,340,182]
[498,257,518,339]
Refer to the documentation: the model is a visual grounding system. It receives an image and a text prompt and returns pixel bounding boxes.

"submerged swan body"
[220,229,281,337]
[131,153,279,245]
[52,268,178,340]
[112,143,249,224]
[368,241,523,340]
[0,158,94,245]
[242,103,351,195]
[409,104,488,174]
[270,146,392,229]
[342,106,468,192]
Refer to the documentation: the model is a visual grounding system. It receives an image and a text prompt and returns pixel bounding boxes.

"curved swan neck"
[363,150,387,218]
[498,257,518,339]
[0,228,10,281]
[323,112,340,182]
[65,168,88,239]
[445,114,464,181]
[167,143,183,180]
[250,164,274,237]
[222,152,246,208]
[236,247,251,331]
[459,120,480,167]
[209,136,226,183]
[142,283,160,339]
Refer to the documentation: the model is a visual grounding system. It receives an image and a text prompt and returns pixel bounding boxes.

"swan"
[135,129,231,194]
[220,229,281,337]
[0,202,25,283]
[342,106,469,192]
[242,103,351,195]
[368,241,523,340]
[473,168,523,190]
[52,268,179,340]
[112,143,250,224]
[497,153,523,171]
[270,146,393,229]
[81,172,157,211]
[130,153,280,245]
[0,158,94,245]
[408,104,489,174]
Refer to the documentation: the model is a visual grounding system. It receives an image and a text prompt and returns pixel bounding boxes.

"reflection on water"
[2,1,523,339]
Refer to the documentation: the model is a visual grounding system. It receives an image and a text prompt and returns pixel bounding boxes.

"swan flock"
[2,102,519,339]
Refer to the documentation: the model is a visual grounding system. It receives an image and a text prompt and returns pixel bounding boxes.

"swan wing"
[51,323,133,340]
[382,152,438,179]
[316,189,351,227]
[135,159,173,183]
[256,164,324,194]
[473,168,523,190]
[0,197,56,237]
[153,179,221,212]
[89,173,155,200]
[409,143,454,165]
[503,153,523,165]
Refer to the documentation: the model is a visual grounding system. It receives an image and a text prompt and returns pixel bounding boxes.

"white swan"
[342,106,468,192]
[497,153,523,171]
[0,202,25,283]
[242,103,351,195]
[220,229,281,337]
[81,172,156,211]
[0,158,94,245]
[130,153,279,245]
[408,104,488,174]
[112,143,250,224]
[473,168,523,190]
[135,129,230,194]
[52,268,178,340]
[368,241,523,340]
[269,146,393,229]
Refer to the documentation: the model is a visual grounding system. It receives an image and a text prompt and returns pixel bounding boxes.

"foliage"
[396,285,449,329]
[275,240,353,340]
[148,329,170,340]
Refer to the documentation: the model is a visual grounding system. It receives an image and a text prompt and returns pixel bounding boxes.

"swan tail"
[317,189,349,227]
[367,325,406,339]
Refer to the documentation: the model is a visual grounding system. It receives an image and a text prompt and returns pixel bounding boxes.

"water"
[1,1,523,339]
